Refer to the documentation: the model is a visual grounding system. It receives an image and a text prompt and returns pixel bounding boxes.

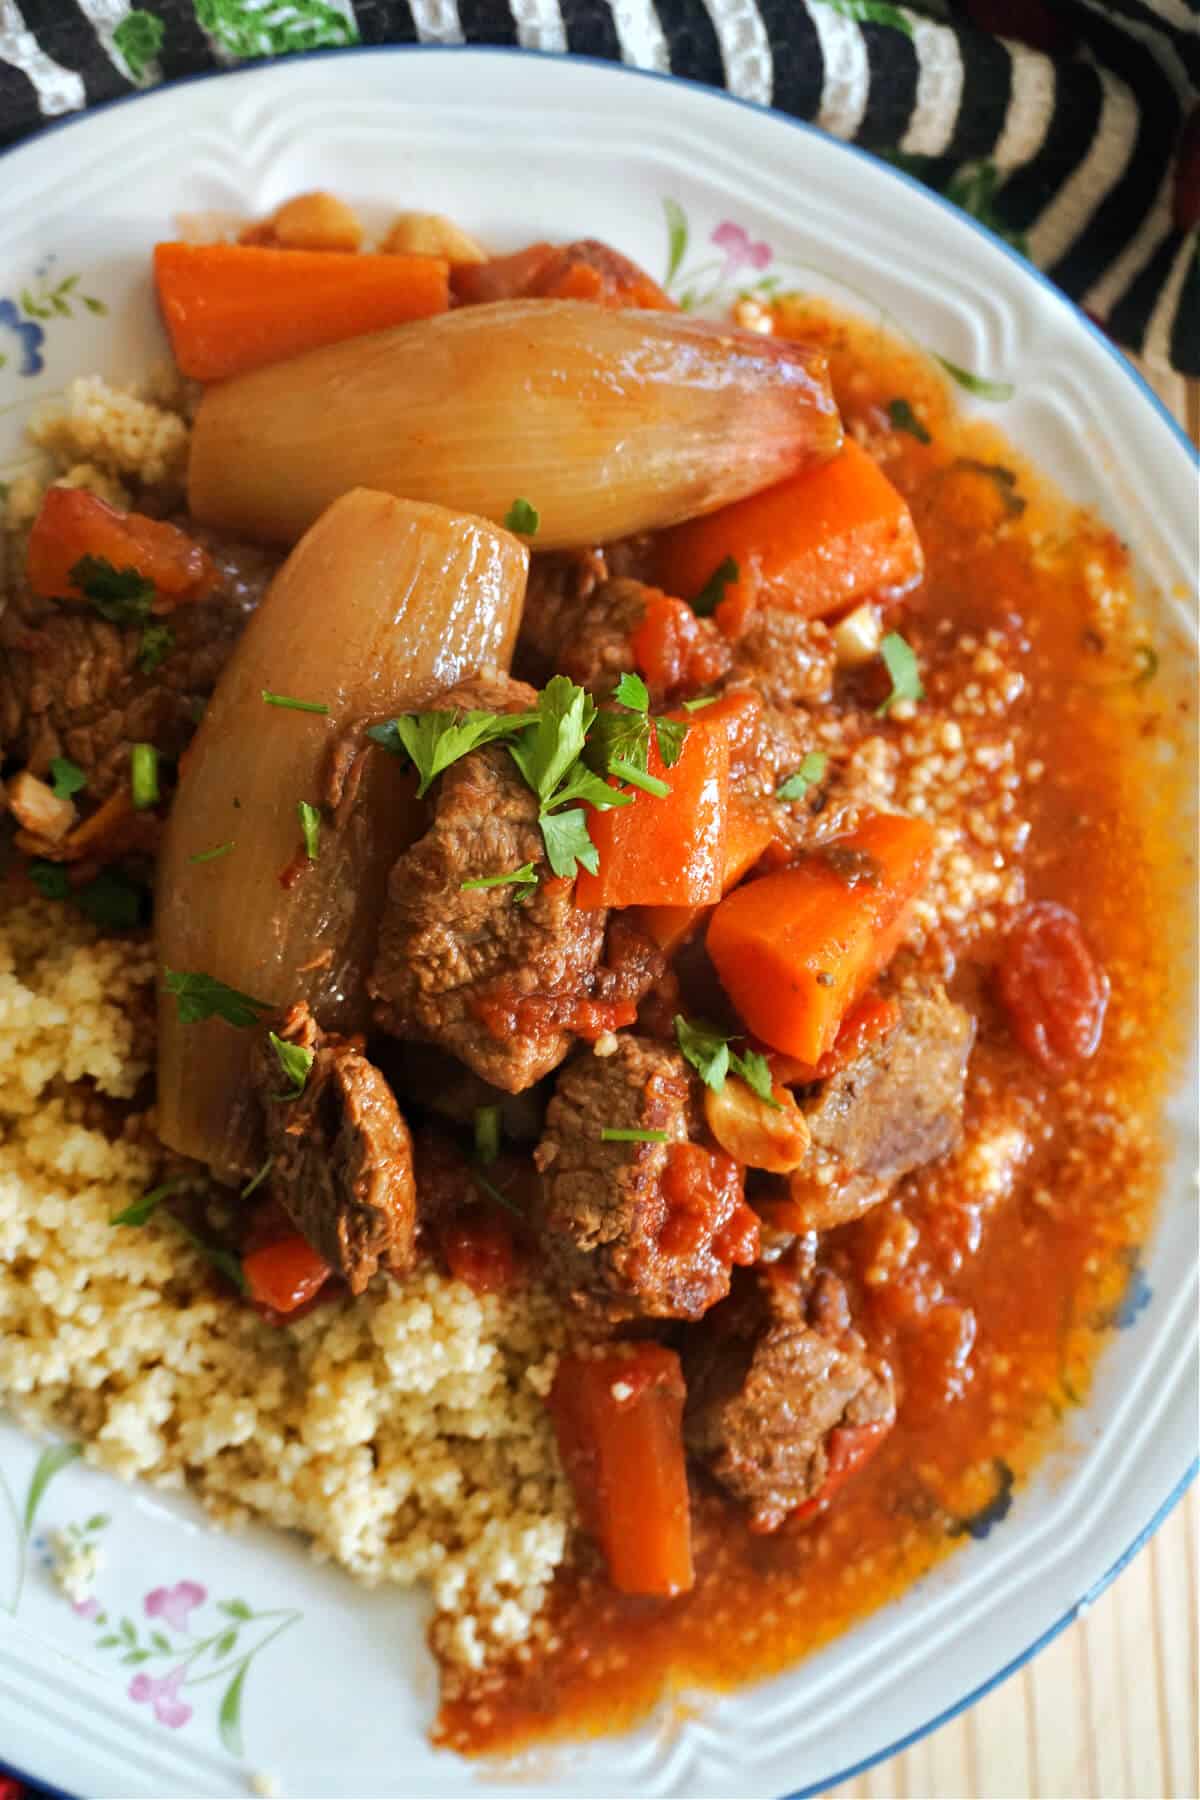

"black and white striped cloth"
[1,0,1196,373]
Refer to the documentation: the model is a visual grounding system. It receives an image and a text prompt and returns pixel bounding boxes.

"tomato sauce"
[435,303,1193,1754]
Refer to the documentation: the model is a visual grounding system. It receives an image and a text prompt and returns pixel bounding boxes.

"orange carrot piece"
[767,990,902,1086]
[574,707,729,911]
[153,241,450,382]
[243,1232,332,1314]
[706,812,936,1063]
[655,438,923,629]
[548,1344,693,1598]
[452,237,675,310]
[637,793,776,954]
[27,487,218,608]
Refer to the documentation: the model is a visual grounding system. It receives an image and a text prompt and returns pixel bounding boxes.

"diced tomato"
[243,1231,332,1315]
[27,487,218,608]
[440,1204,521,1294]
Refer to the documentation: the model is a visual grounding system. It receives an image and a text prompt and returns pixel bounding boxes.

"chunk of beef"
[517,559,642,696]
[534,1034,760,1320]
[787,979,975,1231]
[0,530,277,800]
[684,1258,895,1531]
[370,674,659,1091]
[728,608,837,712]
[253,1002,416,1294]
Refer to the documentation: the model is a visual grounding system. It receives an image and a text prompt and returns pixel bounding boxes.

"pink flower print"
[71,1596,99,1620]
[712,221,772,279]
[144,1579,206,1632]
[129,1664,192,1729]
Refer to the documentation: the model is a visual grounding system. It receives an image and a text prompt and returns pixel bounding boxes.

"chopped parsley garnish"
[297,801,321,862]
[168,1216,246,1292]
[474,1104,502,1166]
[368,710,533,798]
[261,690,330,715]
[600,1127,670,1144]
[164,968,272,1028]
[681,694,718,713]
[48,756,86,802]
[692,555,738,617]
[472,1169,524,1216]
[28,860,71,901]
[372,673,693,882]
[950,458,1026,519]
[70,555,155,626]
[242,1156,273,1199]
[111,1177,186,1228]
[29,859,144,928]
[461,862,538,892]
[190,841,234,864]
[887,398,931,444]
[674,1014,780,1108]
[269,1031,314,1101]
[608,757,670,798]
[75,868,145,929]
[876,632,924,715]
[777,750,829,802]
[129,742,159,810]
[504,497,540,535]
[138,622,174,674]
[613,671,649,712]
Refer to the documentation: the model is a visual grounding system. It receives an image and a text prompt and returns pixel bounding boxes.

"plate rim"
[0,44,1196,1800]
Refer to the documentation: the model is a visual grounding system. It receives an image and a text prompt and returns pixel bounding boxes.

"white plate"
[0,48,1196,1800]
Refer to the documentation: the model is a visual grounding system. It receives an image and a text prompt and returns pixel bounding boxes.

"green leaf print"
[113,10,165,82]
[22,1443,81,1536]
[218,1658,250,1755]
[663,199,689,288]
[817,0,913,36]
[194,0,360,58]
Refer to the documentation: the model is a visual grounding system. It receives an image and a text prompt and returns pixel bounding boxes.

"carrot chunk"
[27,487,217,608]
[655,438,923,629]
[574,706,729,910]
[548,1344,693,1597]
[637,793,776,954]
[153,241,450,381]
[243,1232,332,1314]
[706,812,935,1063]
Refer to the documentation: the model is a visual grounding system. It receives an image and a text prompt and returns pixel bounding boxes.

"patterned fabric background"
[0,0,1196,373]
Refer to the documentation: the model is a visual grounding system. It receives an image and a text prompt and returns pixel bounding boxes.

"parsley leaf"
[539,807,599,879]
[600,1127,670,1144]
[682,694,718,713]
[613,671,649,712]
[461,862,538,891]
[111,1178,186,1228]
[28,859,145,927]
[190,841,234,864]
[950,458,1026,518]
[164,968,273,1028]
[508,676,595,806]
[168,1216,246,1292]
[887,398,931,444]
[545,762,631,813]
[674,1016,731,1091]
[692,555,738,617]
[474,1104,502,1166]
[297,801,321,862]
[777,751,829,802]
[369,710,528,797]
[609,757,670,798]
[876,632,925,716]
[75,869,145,930]
[138,622,174,674]
[504,497,540,535]
[70,556,155,626]
[655,717,689,769]
[261,690,329,715]
[129,742,159,810]
[48,756,86,802]
[28,860,71,901]
[242,1156,273,1199]
[269,1031,314,1101]
[674,1014,781,1108]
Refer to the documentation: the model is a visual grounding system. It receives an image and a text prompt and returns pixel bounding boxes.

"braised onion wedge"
[188,300,842,551]
[156,488,527,1180]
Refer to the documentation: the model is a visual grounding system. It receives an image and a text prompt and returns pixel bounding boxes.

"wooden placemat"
[831,363,1200,1800]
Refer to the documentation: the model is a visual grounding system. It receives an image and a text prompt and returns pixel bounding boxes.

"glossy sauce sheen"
[436,305,1192,1753]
